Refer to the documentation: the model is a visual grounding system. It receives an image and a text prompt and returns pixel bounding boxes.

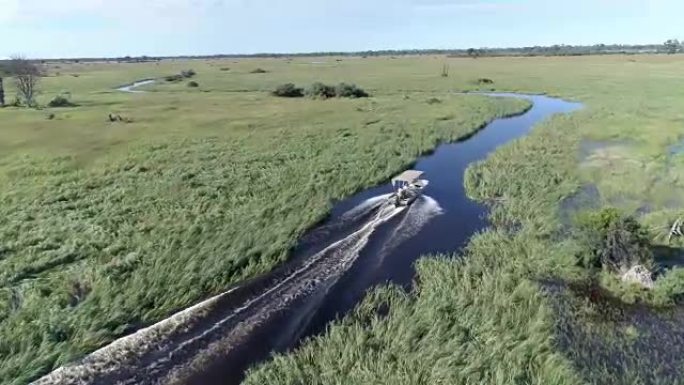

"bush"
[477,78,494,85]
[307,82,336,99]
[652,267,684,304]
[575,208,653,272]
[273,83,304,98]
[426,97,442,105]
[335,83,369,98]
[108,113,134,123]
[250,68,268,74]
[8,97,22,107]
[220,67,231,71]
[165,74,183,82]
[271,82,369,99]
[48,95,77,108]
[187,81,199,88]
[181,69,196,78]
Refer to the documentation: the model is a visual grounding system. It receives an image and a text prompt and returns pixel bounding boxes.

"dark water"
[300,93,582,337]
[189,93,583,385]
[116,79,156,93]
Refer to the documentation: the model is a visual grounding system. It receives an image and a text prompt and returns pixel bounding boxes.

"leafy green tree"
[664,39,681,54]
[467,48,479,59]
[575,208,653,272]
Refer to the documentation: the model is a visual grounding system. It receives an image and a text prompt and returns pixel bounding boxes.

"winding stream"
[33,93,582,385]
[116,79,156,93]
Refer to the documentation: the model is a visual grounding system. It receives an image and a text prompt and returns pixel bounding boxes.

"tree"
[467,48,479,59]
[664,39,681,54]
[9,55,42,107]
[576,208,653,272]
[0,67,5,107]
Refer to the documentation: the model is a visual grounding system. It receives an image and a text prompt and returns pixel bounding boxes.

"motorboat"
[391,170,429,207]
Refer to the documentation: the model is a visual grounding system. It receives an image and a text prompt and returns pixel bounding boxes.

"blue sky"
[0,0,682,58]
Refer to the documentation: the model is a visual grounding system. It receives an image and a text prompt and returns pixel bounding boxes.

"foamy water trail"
[159,202,407,383]
[341,194,392,221]
[158,203,404,359]
[33,199,406,385]
[377,195,444,260]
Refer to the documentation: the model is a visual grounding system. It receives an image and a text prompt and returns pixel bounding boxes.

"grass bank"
[3,55,684,384]
[0,59,529,383]
[244,54,684,385]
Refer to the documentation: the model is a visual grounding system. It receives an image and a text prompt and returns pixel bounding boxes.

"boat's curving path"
[32,93,583,385]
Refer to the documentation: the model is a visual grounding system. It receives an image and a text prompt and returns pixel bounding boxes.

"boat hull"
[392,179,429,207]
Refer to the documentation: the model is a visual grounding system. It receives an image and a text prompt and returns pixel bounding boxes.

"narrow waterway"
[32,93,582,385]
[116,79,156,93]
[184,93,582,385]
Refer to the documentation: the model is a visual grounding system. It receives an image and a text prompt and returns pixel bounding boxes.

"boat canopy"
[392,170,423,184]
[392,170,424,188]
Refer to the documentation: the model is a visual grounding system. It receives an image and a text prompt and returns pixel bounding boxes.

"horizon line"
[3,41,675,61]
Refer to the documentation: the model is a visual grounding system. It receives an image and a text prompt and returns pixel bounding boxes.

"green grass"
[243,54,684,385]
[3,54,684,384]
[0,57,529,384]
[245,231,583,385]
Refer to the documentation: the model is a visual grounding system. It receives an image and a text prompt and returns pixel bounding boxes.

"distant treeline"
[226,43,669,58]
[11,42,682,63]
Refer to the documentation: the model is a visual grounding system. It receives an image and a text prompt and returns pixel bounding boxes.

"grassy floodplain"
[0,57,531,383]
[243,54,684,385]
[2,55,684,384]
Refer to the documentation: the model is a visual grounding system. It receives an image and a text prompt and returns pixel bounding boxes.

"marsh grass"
[245,231,583,385]
[244,54,684,385]
[0,65,527,383]
[3,55,684,384]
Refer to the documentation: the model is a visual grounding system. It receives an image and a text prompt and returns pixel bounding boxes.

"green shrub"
[302,82,370,99]
[575,208,653,271]
[272,83,304,97]
[335,83,369,98]
[48,95,77,108]
[187,81,199,88]
[307,82,336,99]
[426,97,442,105]
[8,97,23,107]
[652,267,684,304]
[165,74,183,82]
[181,69,196,78]
[250,68,268,74]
